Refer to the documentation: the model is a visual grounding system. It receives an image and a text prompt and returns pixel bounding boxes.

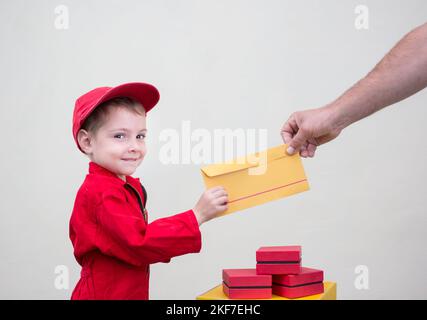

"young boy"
[70,82,228,300]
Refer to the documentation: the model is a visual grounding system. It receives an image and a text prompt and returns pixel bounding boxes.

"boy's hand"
[193,186,228,226]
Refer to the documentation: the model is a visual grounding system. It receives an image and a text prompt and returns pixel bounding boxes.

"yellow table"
[196,281,337,300]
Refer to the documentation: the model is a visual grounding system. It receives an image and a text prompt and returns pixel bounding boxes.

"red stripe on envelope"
[228,179,308,204]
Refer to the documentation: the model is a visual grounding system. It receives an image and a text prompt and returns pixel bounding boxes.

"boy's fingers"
[212,189,228,197]
[209,186,225,193]
[214,196,228,205]
[216,204,228,212]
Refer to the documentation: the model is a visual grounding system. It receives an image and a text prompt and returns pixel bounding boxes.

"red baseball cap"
[72,82,160,152]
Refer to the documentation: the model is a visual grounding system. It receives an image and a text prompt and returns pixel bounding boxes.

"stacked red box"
[222,269,272,299]
[256,246,302,275]
[222,245,325,299]
[272,267,324,298]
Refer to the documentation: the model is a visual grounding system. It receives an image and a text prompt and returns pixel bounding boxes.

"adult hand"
[281,106,343,158]
[281,22,427,158]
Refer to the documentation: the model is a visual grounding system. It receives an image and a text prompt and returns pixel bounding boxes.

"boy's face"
[87,107,147,181]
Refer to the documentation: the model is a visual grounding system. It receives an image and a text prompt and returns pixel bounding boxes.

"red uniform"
[69,162,202,299]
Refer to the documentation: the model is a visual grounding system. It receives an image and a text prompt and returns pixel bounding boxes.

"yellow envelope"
[200,144,309,215]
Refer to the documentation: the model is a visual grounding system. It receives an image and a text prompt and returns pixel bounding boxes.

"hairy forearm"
[329,22,427,130]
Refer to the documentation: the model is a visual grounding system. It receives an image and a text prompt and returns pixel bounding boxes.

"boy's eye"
[113,133,145,139]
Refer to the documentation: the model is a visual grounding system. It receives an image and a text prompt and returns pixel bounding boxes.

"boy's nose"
[127,139,144,153]
[128,146,140,153]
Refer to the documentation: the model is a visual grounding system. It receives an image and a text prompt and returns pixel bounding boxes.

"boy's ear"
[77,129,93,155]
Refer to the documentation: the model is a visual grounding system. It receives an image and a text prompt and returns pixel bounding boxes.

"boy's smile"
[87,107,147,181]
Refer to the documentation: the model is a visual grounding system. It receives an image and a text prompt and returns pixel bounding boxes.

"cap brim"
[94,82,160,113]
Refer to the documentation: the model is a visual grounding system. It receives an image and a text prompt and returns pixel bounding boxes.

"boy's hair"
[80,97,145,136]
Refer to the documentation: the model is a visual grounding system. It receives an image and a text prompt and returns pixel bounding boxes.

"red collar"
[88,162,139,186]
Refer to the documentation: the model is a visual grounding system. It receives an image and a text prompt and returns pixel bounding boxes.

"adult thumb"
[286,129,307,155]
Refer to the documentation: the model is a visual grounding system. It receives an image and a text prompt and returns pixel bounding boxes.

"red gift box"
[222,269,272,299]
[272,267,324,298]
[256,246,302,275]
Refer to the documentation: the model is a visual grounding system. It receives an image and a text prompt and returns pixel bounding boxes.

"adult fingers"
[287,128,309,155]
[306,142,317,158]
[280,115,297,144]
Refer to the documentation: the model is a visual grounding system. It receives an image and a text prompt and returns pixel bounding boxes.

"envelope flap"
[201,160,259,177]
[200,145,289,177]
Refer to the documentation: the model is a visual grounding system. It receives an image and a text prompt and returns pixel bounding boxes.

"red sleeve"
[94,189,202,267]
